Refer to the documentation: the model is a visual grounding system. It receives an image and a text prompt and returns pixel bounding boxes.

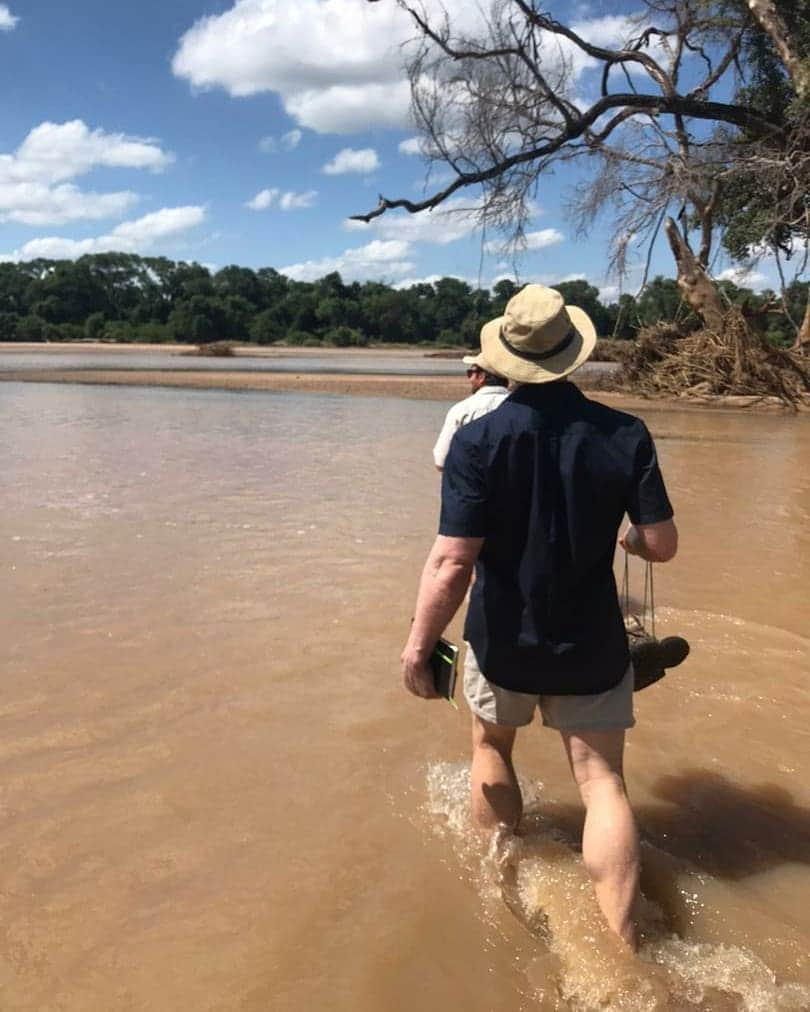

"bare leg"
[562,729,640,949]
[470,716,522,830]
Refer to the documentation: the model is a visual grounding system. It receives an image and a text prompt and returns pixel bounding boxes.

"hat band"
[499,325,576,363]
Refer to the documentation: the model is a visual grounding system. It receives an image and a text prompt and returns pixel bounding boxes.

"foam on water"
[425,761,810,1011]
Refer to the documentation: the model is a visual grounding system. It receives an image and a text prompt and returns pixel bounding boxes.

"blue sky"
[0,0,784,298]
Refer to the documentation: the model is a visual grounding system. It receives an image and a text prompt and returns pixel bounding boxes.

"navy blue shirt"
[439,382,673,695]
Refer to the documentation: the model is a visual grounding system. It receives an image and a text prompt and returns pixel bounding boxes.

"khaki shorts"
[463,647,635,731]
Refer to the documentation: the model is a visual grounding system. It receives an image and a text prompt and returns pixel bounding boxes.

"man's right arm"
[620,519,678,563]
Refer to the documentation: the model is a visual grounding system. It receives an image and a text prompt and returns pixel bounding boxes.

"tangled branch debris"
[621,309,810,409]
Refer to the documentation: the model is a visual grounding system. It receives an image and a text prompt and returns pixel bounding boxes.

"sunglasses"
[466,367,483,378]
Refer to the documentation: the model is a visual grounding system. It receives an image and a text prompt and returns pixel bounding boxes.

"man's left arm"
[400,534,483,699]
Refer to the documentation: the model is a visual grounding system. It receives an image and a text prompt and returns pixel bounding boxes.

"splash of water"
[425,761,810,1011]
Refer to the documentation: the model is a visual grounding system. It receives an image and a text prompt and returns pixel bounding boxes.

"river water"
[0,347,464,375]
[0,376,808,1011]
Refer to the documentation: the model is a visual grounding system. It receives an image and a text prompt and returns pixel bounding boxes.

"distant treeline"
[0,254,806,347]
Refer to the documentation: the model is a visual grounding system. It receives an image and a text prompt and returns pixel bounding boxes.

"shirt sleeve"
[439,431,488,536]
[625,423,674,525]
[432,407,458,469]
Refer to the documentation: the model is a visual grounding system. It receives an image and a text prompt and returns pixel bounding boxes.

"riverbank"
[1,366,803,413]
[0,342,804,411]
[0,365,616,399]
[0,342,463,358]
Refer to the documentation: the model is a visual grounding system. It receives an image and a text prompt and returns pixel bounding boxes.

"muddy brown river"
[1,375,808,1011]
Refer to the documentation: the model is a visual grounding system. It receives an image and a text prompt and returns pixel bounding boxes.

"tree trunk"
[747,0,810,98]
[792,289,810,352]
[664,217,726,332]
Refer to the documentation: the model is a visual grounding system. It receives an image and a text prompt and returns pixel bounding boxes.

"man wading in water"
[401,284,678,948]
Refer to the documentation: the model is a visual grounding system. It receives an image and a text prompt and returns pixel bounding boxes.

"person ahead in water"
[401,283,678,949]
[432,352,509,471]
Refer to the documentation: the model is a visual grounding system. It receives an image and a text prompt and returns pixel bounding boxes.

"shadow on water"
[516,768,810,945]
[642,768,810,880]
[427,762,810,1008]
[514,770,810,1007]
[523,768,810,884]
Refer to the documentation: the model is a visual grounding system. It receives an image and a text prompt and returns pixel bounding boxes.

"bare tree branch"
[359,0,806,335]
[352,93,780,223]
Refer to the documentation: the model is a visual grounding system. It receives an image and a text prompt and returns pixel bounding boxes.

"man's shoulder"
[440,393,469,421]
[449,387,506,422]
[456,387,648,445]
[452,394,514,446]
[456,389,488,410]
[576,393,650,437]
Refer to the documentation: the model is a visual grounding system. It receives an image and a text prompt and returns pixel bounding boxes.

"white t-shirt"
[432,385,510,468]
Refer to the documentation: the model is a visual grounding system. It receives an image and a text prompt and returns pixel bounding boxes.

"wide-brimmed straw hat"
[480,284,597,384]
[461,351,496,371]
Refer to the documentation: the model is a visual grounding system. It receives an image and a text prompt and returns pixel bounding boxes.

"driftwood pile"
[621,308,810,410]
[186,341,236,357]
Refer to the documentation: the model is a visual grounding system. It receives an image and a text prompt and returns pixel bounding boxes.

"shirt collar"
[511,380,581,405]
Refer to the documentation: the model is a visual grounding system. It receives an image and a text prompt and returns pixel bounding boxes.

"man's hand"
[400,646,440,699]
[619,519,678,563]
[619,524,643,556]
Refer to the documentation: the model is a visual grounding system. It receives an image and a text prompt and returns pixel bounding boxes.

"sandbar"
[0,343,801,412]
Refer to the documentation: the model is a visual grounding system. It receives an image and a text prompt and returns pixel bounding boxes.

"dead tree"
[357,0,800,329]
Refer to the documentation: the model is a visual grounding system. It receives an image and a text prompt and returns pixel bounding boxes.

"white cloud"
[172,0,486,133]
[280,238,415,282]
[110,206,205,245]
[0,182,137,226]
[484,228,564,254]
[566,14,657,79]
[4,205,206,261]
[598,284,621,303]
[489,273,520,289]
[5,120,172,185]
[322,146,379,175]
[245,187,279,210]
[171,1,649,137]
[283,81,411,134]
[259,128,302,153]
[344,196,484,245]
[525,228,565,251]
[716,266,769,290]
[0,5,18,31]
[543,272,587,285]
[282,129,302,150]
[279,189,317,210]
[399,137,423,156]
[245,187,317,211]
[172,2,643,134]
[0,120,172,227]
[393,273,471,290]
[572,14,636,49]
